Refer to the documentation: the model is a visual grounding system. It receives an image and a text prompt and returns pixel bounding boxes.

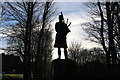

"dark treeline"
[1,0,56,80]
[68,41,120,79]
[83,1,120,68]
[1,1,120,80]
[81,1,120,79]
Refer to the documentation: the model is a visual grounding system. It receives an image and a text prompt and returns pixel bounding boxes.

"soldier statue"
[54,12,71,59]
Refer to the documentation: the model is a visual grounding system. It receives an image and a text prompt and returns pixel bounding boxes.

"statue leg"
[64,48,68,59]
[58,47,61,59]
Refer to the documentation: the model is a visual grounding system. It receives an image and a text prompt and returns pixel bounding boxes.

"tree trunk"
[116,3,120,51]
[106,2,117,65]
[98,2,111,69]
[23,2,34,80]
[34,2,51,80]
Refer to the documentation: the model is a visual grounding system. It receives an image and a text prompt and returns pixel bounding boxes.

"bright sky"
[0,1,101,59]
[52,2,101,59]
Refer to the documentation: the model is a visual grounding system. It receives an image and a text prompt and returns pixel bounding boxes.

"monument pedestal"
[51,59,76,80]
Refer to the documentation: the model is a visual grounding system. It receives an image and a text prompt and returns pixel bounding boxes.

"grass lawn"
[2,74,23,79]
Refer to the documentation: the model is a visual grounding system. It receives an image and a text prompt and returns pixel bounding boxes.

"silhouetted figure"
[54,12,71,59]
[53,15,76,80]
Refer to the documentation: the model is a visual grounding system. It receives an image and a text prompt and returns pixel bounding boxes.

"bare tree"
[68,41,105,65]
[82,1,120,68]
[68,41,83,63]
[1,1,56,80]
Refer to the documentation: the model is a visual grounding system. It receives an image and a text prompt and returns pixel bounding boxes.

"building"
[1,53,23,74]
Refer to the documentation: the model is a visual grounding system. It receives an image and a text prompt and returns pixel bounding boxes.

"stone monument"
[52,12,76,80]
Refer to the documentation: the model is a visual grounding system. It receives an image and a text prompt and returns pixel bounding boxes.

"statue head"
[59,12,64,21]
[59,15,63,20]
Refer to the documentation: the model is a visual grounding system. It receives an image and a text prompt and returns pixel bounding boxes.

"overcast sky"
[53,2,100,47]
[52,2,101,59]
[0,1,101,59]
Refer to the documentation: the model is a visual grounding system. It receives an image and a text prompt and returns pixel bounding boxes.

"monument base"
[51,59,77,80]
